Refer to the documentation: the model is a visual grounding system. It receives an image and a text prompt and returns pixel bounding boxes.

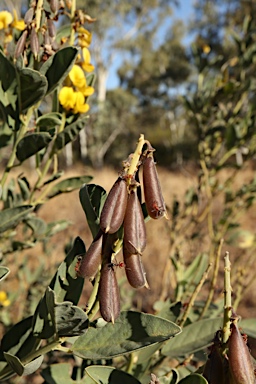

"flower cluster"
[0,291,10,307]
[58,25,95,115]
[0,9,25,45]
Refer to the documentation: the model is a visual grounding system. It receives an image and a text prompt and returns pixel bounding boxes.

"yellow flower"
[11,9,26,31]
[59,86,76,110]
[78,84,94,97]
[0,291,10,307]
[81,47,94,72]
[0,10,13,30]
[4,32,13,43]
[77,27,92,48]
[73,91,90,114]
[69,64,86,88]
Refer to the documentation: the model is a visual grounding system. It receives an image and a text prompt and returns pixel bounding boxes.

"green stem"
[222,252,232,344]
[35,0,44,32]
[127,134,145,177]
[69,0,76,45]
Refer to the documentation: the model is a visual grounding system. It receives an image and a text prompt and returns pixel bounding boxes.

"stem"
[200,239,223,319]
[35,0,44,32]
[222,252,232,344]
[69,0,76,46]
[87,270,101,320]
[178,263,212,328]
[127,134,145,177]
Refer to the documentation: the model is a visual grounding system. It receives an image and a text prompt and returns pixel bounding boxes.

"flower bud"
[143,156,166,219]
[14,30,28,58]
[228,322,255,384]
[76,230,103,279]
[123,188,146,255]
[123,248,149,289]
[99,263,120,323]
[100,178,128,234]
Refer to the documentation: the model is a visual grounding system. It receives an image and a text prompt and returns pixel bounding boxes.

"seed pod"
[30,27,40,57]
[50,0,59,13]
[228,321,255,384]
[143,156,166,219]
[99,263,120,323]
[123,188,146,255]
[47,19,56,38]
[100,178,128,234]
[14,30,28,58]
[203,344,227,384]
[76,230,103,279]
[24,8,34,25]
[123,248,149,289]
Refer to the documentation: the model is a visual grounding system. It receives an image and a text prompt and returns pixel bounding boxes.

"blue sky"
[106,0,194,89]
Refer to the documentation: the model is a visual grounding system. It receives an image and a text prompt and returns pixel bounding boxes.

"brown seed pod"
[123,188,146,255]
[76,230,103,279]
[47,19,56,38]
[100,177,128,234]
[50,0,59,13]
[24,8,34,25]
[228,321,255,384]
[14,30,28,58]
[143,155,166,219]
[30,27,40,56]
[99,263,120,323]
[203,336,227,384]
[123,248,149,289]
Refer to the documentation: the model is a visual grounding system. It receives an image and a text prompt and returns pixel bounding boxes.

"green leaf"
[182,253,209,285]
[72,311,181,359]
[16,132,52,162]
[0,266,10,281]
[49,236,85,304]
[53,115,89,151]
[240,318,256,338]
[45,219,72,237]
[18,68,48,111]
[32,287,56,339]
[0,51,16,91]
[40,47,78,94]
[17,177,30,201]
[25,217,47,236]
[0,205,34,233]
[178,373,208,384]
[36,112,62,128]
[3,353,44,377]
[41,363,76,384]
[79,184,107,238]
[84,366,141,384]
[47,175,93,198]
[161,318,223,358]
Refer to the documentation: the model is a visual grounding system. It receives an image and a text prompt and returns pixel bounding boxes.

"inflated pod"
[143,156,166,219]
[30,27,40,56]
[123,248,149,289]
[14,30,28,58]
[228,322,255,384]
[99,263,120,323]
[203,343,227,384]
[123,189,147,255]
[76,230,103,279]
[100,178,128,234]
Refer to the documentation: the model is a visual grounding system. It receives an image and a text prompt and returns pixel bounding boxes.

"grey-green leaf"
[53,115,89,151]
[0,205,34,233]
[55,301,88,337]
[72,311,181,359]
[16,132,52,162]
[40,46,78,94]
[79,184,107,238]
[36,112,62,128]
[0,266,10,281]
[3,353,44,377]
[178,373,208,384]
[240,318,256,338]
[161,317,223,358]
[84,366,141,384]
[48,176,93,198]
[18,68,48,111]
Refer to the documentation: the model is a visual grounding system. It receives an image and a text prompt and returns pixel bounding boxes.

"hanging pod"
[123,248,149,289]
[100,177,128,234]
[76,230,103,279]
[228,321,255,384]
[123,188,147,256]
[99,263,120,323]
[143,155,166,219]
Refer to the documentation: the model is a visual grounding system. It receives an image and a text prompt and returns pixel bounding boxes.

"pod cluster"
[203,321,256,384]
[77,143,167,323]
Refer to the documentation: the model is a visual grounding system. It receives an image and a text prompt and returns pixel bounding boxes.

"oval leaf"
[72,311,181,359]
[162,317,223,358]
[0,205,34,233]
[85,366,141,384]
[240,318,256,338]
[16,132,52,162]
[40,47,78,94]
[18,68,48,111]
[53,115,89,151]
[178,373,208,384]
[0,266,10,281]
[48,176,93,198]
[36,112,62,128]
